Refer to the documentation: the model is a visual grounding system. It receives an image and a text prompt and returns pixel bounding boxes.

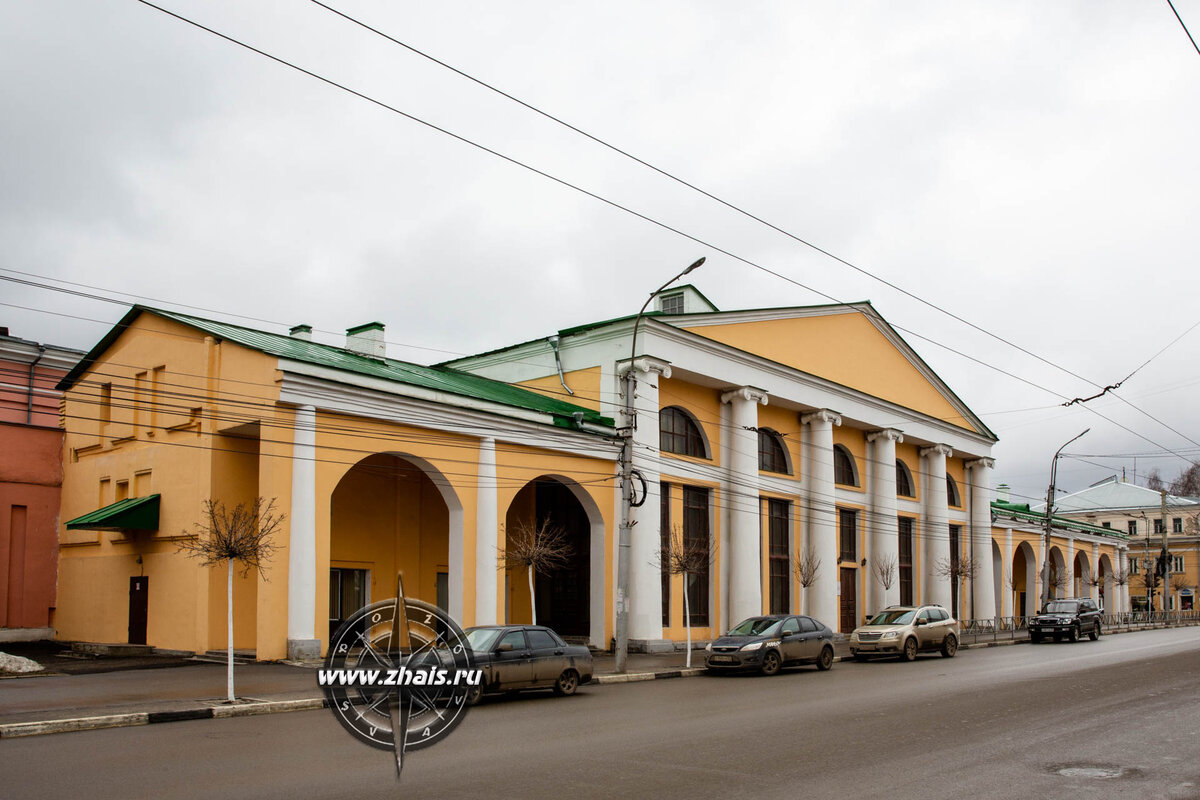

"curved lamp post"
[614,256,704,673]
[1039,428,1089,609]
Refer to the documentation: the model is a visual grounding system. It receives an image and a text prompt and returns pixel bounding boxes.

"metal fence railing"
[955,610,1200,643]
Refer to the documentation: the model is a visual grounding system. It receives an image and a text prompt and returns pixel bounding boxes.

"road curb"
[592,667,707,684]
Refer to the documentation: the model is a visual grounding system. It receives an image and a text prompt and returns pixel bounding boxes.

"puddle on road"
[1049,763,1143,781]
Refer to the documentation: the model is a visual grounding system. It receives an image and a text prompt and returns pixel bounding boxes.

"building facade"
[54,290,1033,658]
[0,329,84,640]
[1039,477,1199,613]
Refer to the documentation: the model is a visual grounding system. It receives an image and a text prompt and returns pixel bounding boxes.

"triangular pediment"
[675,303,992,437]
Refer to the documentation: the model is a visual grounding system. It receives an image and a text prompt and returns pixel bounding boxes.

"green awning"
[66,494,161,532]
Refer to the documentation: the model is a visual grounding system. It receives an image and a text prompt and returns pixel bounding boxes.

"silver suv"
[848,605,959,662]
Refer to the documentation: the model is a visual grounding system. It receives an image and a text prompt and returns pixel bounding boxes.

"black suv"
[1029,598,1102,643]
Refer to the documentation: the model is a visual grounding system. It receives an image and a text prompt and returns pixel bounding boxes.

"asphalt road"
[3,628,1199,800]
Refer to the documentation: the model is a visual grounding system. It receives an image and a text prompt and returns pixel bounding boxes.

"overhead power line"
[1168,0,1200,56]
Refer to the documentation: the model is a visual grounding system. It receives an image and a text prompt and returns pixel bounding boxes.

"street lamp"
[1039,428,1089,610]
[614,256,705,673]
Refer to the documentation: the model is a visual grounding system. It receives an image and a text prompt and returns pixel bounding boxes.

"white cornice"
[277,370,621,462]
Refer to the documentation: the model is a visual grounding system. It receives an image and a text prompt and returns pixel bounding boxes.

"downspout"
[27,345,45,424]
[547,336,573,396]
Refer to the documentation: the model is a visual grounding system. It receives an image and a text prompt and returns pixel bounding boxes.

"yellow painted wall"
[682,311,975,433]
[517,367,603,413]
[657,376,722,468]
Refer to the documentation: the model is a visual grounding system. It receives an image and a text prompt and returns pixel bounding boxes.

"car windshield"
[867,609,916,625]
[1043,601,1080,614]
[728,617,782,636]
[465,628,502,651]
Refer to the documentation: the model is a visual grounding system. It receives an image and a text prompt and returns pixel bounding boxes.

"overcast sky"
[3,1,1198,505]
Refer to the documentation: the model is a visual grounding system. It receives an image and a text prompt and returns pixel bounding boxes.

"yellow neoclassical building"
[53,288,1125,659]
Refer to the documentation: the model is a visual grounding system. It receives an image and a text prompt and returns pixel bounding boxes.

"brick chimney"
[289,324,312,341]
[346,322,386,359]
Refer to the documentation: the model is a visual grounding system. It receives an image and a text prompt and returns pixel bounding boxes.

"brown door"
[128,576,148,644]
[839,568,857,633]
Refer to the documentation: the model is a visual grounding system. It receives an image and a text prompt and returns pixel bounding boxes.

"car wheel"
[465,684,483,706]
[553,669,579,696]
[817,645,834,671]
[853,653,870,662]
[1030,632,1042,643]
[900,637,918,662]
[1089,622,1100,641]
[941,634,958,658]
[1068,623,1079,643]
[760,650,782,676]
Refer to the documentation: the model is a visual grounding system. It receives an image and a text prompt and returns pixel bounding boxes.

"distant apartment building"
[0,328,84,640]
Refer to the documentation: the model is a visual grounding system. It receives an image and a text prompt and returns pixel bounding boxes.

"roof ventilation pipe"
[547,335,574,396]
[289,324,313,341]
[346,322,386,360]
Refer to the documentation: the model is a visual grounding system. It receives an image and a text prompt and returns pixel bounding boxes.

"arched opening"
[946,476,962,508]
[329,453,461,640]
[833,445,859,487]
[503,476,601,641]
[1048,547,1067,601]
[896,460,915,498]
[1073,550,1091,599]
[757,428,791,474]
[1012,542,1037,618]
[660,406,710,459]
[1098,554,1114,613]
[992,538,1003,619]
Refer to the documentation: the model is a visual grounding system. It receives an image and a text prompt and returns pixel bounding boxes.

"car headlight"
[881,631,899,640]
[740,641,763,652]
[705,642,712,652]
[850,632,859,641]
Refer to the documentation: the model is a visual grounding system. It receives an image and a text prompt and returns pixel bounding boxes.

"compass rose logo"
[320,574,480,778]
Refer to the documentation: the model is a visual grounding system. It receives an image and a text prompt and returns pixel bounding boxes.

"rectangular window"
[1154,519,1165,535]
[661,482,670,627]
[1130,557,1140,573]
[838,508,857,563]
[1102,521,1112,529]
[949,524,962,619]
[659,293,684,315]
[1128,520,1138,535]
[683,486,709,627]
[1173,517,1183,534]
[768,499,790,614]
[898,517,914,606]
[116,480,129,501]
[1172,556,1185,573]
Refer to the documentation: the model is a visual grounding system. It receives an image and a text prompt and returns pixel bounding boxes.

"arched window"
[758,429,790,474]
[896,460,915,498]
[833,445,859,487]
[946,475,961,507]
[660,407,707,458]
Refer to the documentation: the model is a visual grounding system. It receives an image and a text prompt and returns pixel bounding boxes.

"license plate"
[708,655,734,664]
[859,644,876,650]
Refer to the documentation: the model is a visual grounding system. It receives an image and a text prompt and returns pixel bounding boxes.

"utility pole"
[614,257,704,673]
[1160,489,1170,616]
[1040,429,1089,610]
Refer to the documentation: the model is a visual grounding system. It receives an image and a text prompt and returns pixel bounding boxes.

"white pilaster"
[967,457,996,620]
[1092,542,1101,604]
[722,386,768,625]
[624,357,671,644]
[920,444,953,609]
[867,429,903,614]
[287,404,319,660]
[475,437,498,626]
[1065,536,1075,598]
[802,409,841,629]
[1002,528,1013,618]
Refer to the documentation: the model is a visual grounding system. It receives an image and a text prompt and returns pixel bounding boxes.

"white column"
[1002,528,1014,618]
[867,429,903,614]
[625,357,671,645]
[1119,547,1130,613]
[475,437,499,626]
[287,404,319,661]
[967,457,996,621]
[920,444,953,609]
[722,387,768,625]
[1065,537,1075,597]
[802,409,842,630]
[1092,543,1101,604]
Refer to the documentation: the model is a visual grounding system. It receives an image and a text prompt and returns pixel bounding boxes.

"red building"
[0,328,83,640]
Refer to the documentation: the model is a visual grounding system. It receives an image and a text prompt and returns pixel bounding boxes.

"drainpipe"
[27,345,45,424]
[547,336,573,396]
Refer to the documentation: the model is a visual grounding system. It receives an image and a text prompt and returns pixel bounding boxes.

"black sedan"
[705,614,835,675]
[463,625,593,702]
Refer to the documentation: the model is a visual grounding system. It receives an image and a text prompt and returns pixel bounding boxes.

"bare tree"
[1168,462,1200,497]
[1111,566,1130,587]
[1170,574,1191,593]
[653,524,714,667]
[498,518,572,626]
[794,545,822,605]
[934,555,978,584]
[1147,468,1165,492]
[873,553,897,593]
[177,497,283,703]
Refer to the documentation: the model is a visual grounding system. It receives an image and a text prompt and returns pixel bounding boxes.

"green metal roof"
[991,500,1126,540]
[66,494,161,531]
[57,307,613,429]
